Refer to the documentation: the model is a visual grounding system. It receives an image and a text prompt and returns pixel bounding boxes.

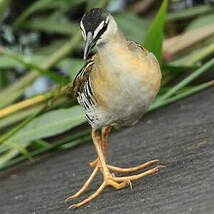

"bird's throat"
[96,32,129,72]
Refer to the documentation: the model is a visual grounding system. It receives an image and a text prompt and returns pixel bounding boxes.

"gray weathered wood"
[0,87,214,214]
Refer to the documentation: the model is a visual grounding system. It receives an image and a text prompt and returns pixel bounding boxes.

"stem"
[0,88,26,109]
[0,97,67,129]
[149,80,214,111]
[42,33,82,70]
[173,42,214,65]
[163,25,214,59]
[167,5,213,21]
[0,103,48,144]
[157,58,214,102]
[0,72,39,106]
[189,42,214,65]
[0,92,53,119]
[0,130,91,171]
[0,103,46,129]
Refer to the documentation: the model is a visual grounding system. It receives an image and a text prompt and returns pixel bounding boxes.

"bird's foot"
[90,159,160,173]
[65,160,164,208]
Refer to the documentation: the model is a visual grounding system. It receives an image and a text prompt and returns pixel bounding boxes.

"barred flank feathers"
[74,60,96,124]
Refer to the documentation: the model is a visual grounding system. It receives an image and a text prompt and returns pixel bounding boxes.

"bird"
[65,8,163,208]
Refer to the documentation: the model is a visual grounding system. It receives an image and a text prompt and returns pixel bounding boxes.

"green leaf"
[9,106,85,143]
[34,39,69,55]
[143,0,168,63]
[186,14,214,31]
[0,0,10,21]
[0,106,86,166]
[162,64,199,72]
[149,81,214,112]
[0,150,19,167]
[0,70,9,90]
[0,55,20,68]
[172,42,214,66]
[0,130,91,171]
[167,5,213,21]
[59,58,84,81]
[2,51,67,84]
[20,18,79,35]
[114,12,150,43]
[0,144,10,154]
[13,0,53,27]
[0,52,83,83]
[157,58,214,102]
[4,141,32,160]
[0,88,25,109]
[31,140,51,149]
[13,0,86,27]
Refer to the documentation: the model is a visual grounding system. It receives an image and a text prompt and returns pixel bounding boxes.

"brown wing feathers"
[72,60,94,97]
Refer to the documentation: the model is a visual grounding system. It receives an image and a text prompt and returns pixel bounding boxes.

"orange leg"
[65,128,164,209]
[101,126,112,158]
[90,127,159,173]
[89,126,112,167]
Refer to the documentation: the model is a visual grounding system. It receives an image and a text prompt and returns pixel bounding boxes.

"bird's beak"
[83,32,94,60]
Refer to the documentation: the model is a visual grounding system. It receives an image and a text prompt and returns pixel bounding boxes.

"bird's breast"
[91,48,161,114]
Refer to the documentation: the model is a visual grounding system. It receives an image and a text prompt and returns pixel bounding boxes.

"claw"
[68,182,106,209]
[112,165,165,182]
[65,166,99,202]
[66,124,164,208]
[107,159,159,173]
[66,162,165,208]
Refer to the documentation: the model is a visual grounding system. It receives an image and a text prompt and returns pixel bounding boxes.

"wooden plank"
[0,87,214,214]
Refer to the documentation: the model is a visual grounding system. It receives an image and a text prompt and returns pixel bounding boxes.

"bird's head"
[80,8,118,60]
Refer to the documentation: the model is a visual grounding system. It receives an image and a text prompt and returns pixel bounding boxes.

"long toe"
[107,159,159,173]
[68,182,106,209]
[65,166,99,202]
[67,164,164,208]
[112,165,165,182]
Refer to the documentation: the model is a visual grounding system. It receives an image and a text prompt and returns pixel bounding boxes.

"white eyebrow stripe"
[105,16,110,24]
[80,21,86,40]
[80,20,84,31]
[93,21,105,39]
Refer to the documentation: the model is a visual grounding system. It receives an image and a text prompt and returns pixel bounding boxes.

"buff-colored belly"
[86,43,161,128]
[87,56,160,128]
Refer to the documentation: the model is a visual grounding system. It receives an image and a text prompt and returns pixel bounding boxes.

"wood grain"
[0,87,214,214]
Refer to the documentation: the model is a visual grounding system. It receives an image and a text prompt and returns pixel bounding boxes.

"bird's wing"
[128,41,160,68]
[72,59,95,97]
[127,41,149,55]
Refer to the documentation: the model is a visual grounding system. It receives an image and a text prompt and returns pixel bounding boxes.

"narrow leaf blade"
[143,0,168,63]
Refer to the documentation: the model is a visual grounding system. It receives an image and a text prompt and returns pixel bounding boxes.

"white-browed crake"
[66,8,164,208]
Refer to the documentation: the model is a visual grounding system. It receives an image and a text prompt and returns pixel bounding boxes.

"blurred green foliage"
[0,0,213,171]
